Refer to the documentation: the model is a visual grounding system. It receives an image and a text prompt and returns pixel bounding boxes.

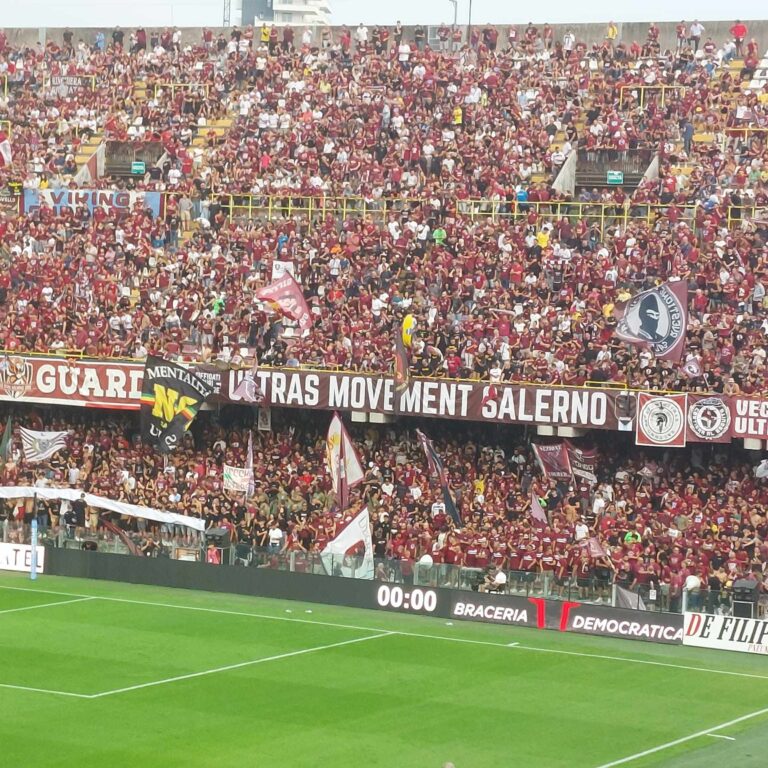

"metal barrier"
[153,82,210,99]
[216,192,708,235]
[619,84,686,109]
[2,520,730,616]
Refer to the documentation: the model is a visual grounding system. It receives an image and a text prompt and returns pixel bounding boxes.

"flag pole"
[30,499,39,581]
[338,415,347,511]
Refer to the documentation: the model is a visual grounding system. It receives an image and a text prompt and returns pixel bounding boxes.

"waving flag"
[532,442,573,481]
[140,356,213,454]
[530,491,548,526]
[255,273,312,332]
[326,413,364,510]
[394,333,410,393]
[0,133,12,168]
[614,280,688,361]
[401,313,417,347]
[19,427,69,463]
[232,359,266,404]
[565,442,598,485]
[246,429,255,498]
[0,415,12,466]
[680,357,702,379]
[416,429,462,527]
[321,506,374,579]
[481,384,500,407]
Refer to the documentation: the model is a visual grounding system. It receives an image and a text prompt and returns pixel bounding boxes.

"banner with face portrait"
[614,281,688,362]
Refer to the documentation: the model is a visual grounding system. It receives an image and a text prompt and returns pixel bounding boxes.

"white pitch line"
[1,584,767,682]
[0,596,95,616]
[88,632,393,699]
[594,706,768,768]
[0,682,91,699]
[707,734,736,741]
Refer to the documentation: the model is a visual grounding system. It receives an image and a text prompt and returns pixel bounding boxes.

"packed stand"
[0,408,766,612]
[0,23,767,396]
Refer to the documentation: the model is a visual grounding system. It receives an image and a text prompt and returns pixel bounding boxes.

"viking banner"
[140,356,213,454]
[614,280,688,361]
[532,442,573,481]
[635,393,688,447]
[23,189,163,218]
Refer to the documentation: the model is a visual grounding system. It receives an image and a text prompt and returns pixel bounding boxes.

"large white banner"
[0,487,205,532]
[683,612,768,655]
[0,542,45,573]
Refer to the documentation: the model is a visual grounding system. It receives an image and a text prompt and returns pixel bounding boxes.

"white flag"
[246,430,254,498]
[222,464,253,493]
[0,132,12,168]
[19,427,69,463]
[326,413,364,509]
[321,506,374,579]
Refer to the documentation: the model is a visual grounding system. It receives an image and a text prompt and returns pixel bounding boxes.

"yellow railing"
[724,125,768,139]
[726,204,768,228]
[619,85,686,109]
[154,82,210,99]
[218,193,711,234]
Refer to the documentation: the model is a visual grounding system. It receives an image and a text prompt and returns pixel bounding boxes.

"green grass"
[1,573,767,768]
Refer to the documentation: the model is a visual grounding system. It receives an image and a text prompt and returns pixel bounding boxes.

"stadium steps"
[132,80,149,102]
[74,132,104,169]
[179,222,200,243]
[575,171,645,192]
[190,118,233,148]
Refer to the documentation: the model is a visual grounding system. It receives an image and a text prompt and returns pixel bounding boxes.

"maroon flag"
[530,491,548,527]
[100,517,141,556]
[614,280,688,362]
[564,441,598,485]
[583,536,609,559]
[416,429,462,527]
[255,273,312,332]
[532,442,573,481]
[481,384,499,407]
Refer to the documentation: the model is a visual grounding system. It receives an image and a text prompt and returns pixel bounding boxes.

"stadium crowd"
[0,22,768,611]
[0,22,767,394]
[1,409,766,610]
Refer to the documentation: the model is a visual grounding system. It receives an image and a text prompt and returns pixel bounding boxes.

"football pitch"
[1,574,767,768]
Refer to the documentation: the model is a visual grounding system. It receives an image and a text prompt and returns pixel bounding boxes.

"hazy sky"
[332,0,766,26]
[2,0,767,28]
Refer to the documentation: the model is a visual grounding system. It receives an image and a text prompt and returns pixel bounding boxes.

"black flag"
[140,356,213,453]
